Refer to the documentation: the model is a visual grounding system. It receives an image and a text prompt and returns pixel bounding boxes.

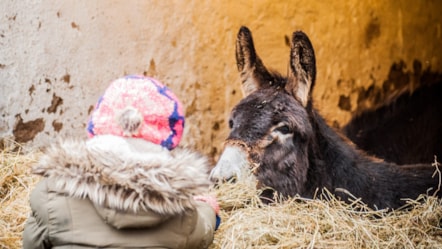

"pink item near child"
[87,75,185,150]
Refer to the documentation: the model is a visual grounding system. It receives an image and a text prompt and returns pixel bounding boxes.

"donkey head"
[210,26,317,198]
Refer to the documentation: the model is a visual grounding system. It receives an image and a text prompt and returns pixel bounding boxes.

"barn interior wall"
[1,0,441,159]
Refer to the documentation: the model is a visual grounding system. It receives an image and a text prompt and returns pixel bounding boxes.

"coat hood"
[32,135,212,217]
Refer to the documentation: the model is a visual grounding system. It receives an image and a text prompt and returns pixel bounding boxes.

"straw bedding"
[0,146,40,249]
[1,147,441,249]
[209,179,442,249]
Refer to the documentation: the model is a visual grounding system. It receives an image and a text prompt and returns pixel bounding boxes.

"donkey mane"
[210,26,441,210]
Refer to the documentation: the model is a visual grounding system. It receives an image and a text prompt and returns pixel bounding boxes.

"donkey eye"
[228,119,234,129]
[275,125,291,134]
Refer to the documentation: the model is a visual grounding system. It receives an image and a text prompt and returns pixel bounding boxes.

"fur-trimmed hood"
[32,135,212,216]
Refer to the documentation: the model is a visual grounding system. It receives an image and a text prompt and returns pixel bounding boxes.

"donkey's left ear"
[236,26,274,96]
[286,31,316,107]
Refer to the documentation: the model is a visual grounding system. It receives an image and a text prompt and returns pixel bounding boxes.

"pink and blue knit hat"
[87,75,185,150]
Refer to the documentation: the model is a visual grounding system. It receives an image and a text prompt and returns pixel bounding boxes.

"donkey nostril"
[210,175,237,185]
[209,176,219,185]
[211,177,236,189]
[212,181,221,189]
[225,176,237,184]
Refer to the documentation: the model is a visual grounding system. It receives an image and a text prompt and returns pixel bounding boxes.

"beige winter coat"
[23,135,217,249]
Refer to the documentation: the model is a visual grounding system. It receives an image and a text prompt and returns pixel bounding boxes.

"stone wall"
[1,0,441,159]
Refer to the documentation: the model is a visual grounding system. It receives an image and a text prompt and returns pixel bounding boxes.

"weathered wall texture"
[1,0,441,159]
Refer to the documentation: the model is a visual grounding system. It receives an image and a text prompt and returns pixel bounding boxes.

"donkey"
[209,26,441,210]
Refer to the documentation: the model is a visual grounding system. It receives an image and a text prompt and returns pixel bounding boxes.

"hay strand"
[209,175,442,249]
[0,145,40,249]
[1,147,441,249]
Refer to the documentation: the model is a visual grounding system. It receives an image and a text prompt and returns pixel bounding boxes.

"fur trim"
[32,135,212,216]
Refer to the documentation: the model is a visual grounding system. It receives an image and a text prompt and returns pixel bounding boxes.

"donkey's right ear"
[286,31,316,107]
[236,26,273,96]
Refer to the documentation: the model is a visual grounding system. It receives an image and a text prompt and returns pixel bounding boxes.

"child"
[23,75,220,249]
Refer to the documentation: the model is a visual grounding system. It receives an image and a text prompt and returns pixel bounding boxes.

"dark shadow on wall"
[342,60,442,164]
[353,59,441,114]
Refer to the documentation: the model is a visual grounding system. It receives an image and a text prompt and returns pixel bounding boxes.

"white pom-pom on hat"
[117,106,144,137]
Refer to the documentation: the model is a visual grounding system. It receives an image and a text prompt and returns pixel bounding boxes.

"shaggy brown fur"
[33,135,212,215]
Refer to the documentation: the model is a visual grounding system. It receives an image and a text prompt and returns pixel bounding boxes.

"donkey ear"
[236,26,274,96]
[286,31,316,107]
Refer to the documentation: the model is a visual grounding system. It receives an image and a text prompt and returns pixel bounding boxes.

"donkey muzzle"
[209,144,252,183]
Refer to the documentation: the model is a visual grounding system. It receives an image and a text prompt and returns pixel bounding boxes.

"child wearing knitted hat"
[23,75,220,249]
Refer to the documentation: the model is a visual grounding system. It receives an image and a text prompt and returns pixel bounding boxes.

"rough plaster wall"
[1,0,441,160]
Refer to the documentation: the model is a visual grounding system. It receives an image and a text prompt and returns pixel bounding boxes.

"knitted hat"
[87,75,185,150]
